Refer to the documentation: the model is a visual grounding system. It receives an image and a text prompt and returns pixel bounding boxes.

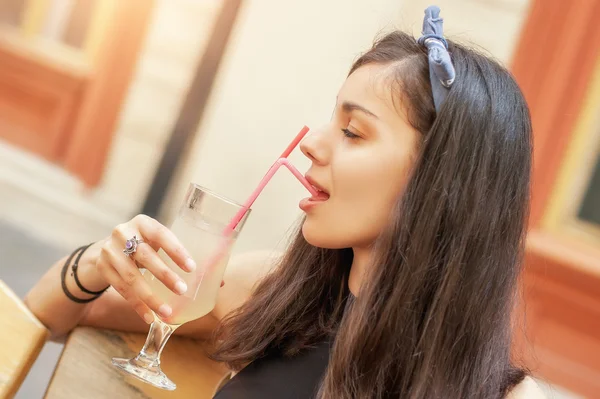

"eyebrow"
[341,101,379,120]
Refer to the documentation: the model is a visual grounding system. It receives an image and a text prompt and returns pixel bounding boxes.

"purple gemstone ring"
[123,235,144,257]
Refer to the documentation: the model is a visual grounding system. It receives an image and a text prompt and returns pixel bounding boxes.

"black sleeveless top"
[213,337,333,398]
[213,293,355,399]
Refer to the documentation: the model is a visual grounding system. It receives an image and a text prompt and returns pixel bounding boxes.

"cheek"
[302,154,412,249]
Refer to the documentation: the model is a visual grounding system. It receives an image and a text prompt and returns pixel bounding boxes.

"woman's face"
[300,63,421,249]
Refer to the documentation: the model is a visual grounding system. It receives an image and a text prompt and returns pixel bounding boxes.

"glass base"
[112,357,176,391]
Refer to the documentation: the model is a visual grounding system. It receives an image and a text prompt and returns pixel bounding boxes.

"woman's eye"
[341,128,360,140]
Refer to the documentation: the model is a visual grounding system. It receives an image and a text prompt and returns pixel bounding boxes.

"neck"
[348,246,371,297]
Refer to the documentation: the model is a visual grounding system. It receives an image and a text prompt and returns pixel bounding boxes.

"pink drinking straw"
[223,125,317,235]
[279,125,309,158]
[168,127,317,319]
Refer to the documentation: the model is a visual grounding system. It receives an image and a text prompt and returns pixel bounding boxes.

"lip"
[299,197,327,211]
[300,175,330,212]
[304,175,329,195]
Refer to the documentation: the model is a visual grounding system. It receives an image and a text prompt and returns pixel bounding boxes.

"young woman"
[25,7,545,398]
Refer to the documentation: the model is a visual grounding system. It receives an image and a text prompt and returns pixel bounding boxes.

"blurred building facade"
[0,0,221,246]
[0,0,531,251]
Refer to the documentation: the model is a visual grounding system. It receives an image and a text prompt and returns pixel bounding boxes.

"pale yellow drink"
[143,215,231,326]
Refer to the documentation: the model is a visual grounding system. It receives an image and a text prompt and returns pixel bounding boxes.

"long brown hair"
[210,31,532,398]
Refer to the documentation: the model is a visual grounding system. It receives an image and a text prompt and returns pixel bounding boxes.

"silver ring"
[123,235,144,256]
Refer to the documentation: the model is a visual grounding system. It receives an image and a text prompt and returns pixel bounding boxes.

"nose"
[300,126,329,165]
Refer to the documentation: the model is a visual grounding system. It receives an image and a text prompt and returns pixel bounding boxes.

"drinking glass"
[111,183,250,390]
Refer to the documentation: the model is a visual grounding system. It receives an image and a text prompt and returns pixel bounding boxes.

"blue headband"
[417,5,455,113]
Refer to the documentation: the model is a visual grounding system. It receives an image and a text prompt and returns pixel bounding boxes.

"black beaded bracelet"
[60,243,110,304]
[71,243,109,296]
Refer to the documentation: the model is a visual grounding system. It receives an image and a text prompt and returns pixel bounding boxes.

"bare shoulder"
[506,376,546,399]
[212,250,282,321]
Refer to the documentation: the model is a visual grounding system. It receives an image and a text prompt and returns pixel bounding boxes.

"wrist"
[74,240,110,292]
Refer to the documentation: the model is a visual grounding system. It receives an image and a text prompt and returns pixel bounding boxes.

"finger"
[97,258,154,324]
[133,215,196,272]
[132,241,188,295]
[134,275,173,320]
[103,243,173,319]
[113,222,188,295]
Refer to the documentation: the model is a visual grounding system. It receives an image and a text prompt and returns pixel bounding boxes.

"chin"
[301,218,348,249]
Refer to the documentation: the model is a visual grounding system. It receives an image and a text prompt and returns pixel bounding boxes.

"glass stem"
[134,319,177,371]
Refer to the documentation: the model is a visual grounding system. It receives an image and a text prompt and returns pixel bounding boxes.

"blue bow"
[417,6,456,113]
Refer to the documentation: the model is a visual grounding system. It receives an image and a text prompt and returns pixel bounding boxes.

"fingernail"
[185,258,196,272]
[159,304,172,318]
[143,312,154,324]
[175,280,187,295]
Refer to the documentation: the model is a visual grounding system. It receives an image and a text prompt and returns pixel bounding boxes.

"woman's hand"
[95,214,217,324]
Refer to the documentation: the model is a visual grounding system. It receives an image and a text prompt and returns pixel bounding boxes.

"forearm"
[24,240,108,339]
[24,215,233,342]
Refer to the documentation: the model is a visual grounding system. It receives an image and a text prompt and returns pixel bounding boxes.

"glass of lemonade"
[111,183,250,390]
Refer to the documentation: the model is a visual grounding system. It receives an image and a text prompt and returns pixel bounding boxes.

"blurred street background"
[0,0,598,397]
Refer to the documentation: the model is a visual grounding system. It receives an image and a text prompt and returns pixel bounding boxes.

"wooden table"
[0,280,49,398]
[45,327,230,399]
